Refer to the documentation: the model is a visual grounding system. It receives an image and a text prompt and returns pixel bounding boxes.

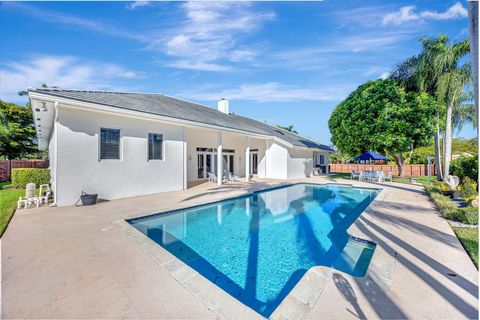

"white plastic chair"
[351,170,360,180]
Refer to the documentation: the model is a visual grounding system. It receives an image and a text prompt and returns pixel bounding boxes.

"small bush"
[430,192,458,217]
[451,207,479,225]
[434,181,452,192]
[11,168,50,188]
[460,177,478,203]
[451,156,478,182]
[425,185,442,195]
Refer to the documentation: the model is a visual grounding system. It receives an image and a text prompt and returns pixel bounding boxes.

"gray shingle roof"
[29,88,332,151]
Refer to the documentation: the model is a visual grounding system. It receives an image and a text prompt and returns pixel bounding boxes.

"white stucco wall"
[287,148,314,179]
[267,142,288,180]
[55,105,185,206]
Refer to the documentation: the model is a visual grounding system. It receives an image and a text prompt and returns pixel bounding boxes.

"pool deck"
[2,177,478,319]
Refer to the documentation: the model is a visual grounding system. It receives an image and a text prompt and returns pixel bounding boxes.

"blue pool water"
[129,184,378,317]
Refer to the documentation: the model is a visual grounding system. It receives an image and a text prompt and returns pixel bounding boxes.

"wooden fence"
[0,160,49,182]
[329,163,435,177]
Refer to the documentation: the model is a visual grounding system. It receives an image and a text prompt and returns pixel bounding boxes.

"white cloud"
[158,2,275,71]
[0,55,143,102]
[126,1,150,10]
[421,2,467,20]
[382,2,467,26]
[167,60,231,72]
[177,82,351,103]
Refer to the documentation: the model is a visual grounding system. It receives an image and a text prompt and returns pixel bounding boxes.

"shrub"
[425,185,442,195]
[11,168,50,188]
[450,156,478,182]
[430,192,458,217]
[462,207,479,225]
[451,207,479,225]
[433,181,452,192]
[460,177,478,203]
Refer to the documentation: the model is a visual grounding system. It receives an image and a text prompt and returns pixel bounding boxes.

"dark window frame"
[148,133,164,161]
[99,128,121,160]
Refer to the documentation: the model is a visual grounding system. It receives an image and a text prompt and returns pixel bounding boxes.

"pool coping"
[113,182,394,320]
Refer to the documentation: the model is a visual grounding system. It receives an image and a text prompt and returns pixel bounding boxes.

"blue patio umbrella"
[355,151,389,161]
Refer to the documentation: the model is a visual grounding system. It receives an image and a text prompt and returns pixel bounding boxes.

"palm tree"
[429,39,471,181]
[390,35,471,181]
[276,124,298,134]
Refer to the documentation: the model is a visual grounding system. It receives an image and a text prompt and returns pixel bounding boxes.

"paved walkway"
[2,177,478,319]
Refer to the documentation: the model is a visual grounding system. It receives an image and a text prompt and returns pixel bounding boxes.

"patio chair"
[351,170,360,180]
[385,172,393,182]
[367,171,378,182]
[207,172,217,183]
[377,171,386,182]
[359,170,369,182]
[224,170,239,182]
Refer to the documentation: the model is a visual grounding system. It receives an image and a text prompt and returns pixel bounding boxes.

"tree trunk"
[386,148,408,178]
[443,102,453,181]
[434,125,443,180]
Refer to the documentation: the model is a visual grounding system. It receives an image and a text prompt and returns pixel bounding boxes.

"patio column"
[217,132,223,185]
[325,153,330,174]
[245,136,250,182]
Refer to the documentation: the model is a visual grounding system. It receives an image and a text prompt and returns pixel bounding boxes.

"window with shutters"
[99,128,121,160]
[148,133,163,160]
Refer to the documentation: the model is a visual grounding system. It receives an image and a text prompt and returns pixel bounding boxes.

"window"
[100,128,120,160]
[319,154,325,165]
[148,133,163,160]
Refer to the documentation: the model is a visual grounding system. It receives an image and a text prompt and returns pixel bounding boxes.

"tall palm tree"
[390,35,472,181]
[429,39,471,180]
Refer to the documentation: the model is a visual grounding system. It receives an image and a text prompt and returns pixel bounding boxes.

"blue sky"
[0,0,475,144]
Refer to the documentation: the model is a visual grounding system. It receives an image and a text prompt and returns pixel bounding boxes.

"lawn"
[0,182,24,237]
[327,172,435,186]
[452,227,479,268]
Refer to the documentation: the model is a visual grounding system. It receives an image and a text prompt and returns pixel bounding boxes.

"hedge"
[425,185,478,225]
[11,168,50,188]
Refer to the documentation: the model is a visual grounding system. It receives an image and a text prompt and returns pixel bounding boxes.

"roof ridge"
[28,87,226,115]
[29,87,169,96]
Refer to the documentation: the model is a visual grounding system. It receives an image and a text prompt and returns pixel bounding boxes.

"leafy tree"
[0,101,37,159]
[328,150,352,164]
[276,124,298,134]
[329,79,437,177]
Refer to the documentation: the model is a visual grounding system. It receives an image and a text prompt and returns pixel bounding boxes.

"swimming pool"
[129,183,379,317]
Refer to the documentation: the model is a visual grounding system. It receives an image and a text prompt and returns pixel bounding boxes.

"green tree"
[390,35,472,181]
[329,80,437,176]
[0,101,37,159]
[276,124,298,134]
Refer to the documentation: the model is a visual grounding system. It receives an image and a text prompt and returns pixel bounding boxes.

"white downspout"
[50,101,59,207]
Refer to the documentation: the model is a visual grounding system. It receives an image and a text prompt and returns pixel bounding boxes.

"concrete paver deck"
[2,177,478,319]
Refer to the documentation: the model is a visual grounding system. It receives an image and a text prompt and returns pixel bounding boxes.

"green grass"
[0,184,23,237]
[452,227,479,268]
[328,172,436,186]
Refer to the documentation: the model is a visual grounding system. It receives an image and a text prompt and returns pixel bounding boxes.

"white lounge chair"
[224,170,239,182]
[207,172,218,183]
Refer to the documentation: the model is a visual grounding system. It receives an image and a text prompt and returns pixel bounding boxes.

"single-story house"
[28,88,333,206]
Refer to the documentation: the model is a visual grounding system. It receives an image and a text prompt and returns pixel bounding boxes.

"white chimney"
[218,98,229,114]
